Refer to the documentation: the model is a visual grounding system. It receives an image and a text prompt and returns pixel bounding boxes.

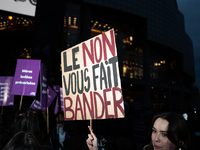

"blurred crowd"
[1,105,200,150]
[0,106,140,150]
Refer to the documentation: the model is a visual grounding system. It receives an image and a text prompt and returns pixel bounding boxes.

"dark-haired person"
[86,112,192,150]
[50,111,66,150]
[3,131,43,150]
[144,112,191,150]
[10,108,54,150]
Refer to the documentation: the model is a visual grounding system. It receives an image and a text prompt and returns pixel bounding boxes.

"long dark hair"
[3,131,43,150]
[10,108,47,141]
[147,112,191,150]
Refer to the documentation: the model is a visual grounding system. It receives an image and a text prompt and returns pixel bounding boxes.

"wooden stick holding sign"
[47,107,49,134]
[46,88,50,134]
[90,119,93,150]
[90,119,92,133]
[19,95,23,110]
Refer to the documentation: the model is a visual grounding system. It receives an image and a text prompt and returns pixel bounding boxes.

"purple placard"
[53,85,60,93]
[30,100,41,110]
[30,100,47,112]
[0,76,14,106]
[40,63,48,110]
[54,96,59,114]
[54,88,64,114]
[11,59,41,96]
[47,86,57,107]
[60,87,63,111]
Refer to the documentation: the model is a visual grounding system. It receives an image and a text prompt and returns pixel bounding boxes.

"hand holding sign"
[86,126,98,150]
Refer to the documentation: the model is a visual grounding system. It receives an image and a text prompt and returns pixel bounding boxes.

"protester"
[10,108,54,150]
[86,112,192,150]
[33,109,54,150]
[50,111,67,150]
[3,131,43,150]
[143,112,191,150]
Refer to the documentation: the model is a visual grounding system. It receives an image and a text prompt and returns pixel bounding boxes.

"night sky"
[177,0,200,89]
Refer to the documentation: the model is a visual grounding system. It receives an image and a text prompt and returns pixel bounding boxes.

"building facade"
[62,0,195,113]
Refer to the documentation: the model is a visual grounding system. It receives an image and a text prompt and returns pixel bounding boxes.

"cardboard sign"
[54,96,59,114]
[11,59,40,96]
[54,87,64,114]
[30,86,57,111]
[61,29,125,120]
[60,87,64,111]
[0,76,14,106]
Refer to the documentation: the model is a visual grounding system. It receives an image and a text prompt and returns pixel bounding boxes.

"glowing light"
[69,25,78,29]
[68,17,71,25]
[123,65,127,77]
[8,16,13,20]
[154,62,161,66]
[91,28,102,33]
[73,17,77,26]
[130,36,133,41]
[160,60,165,64]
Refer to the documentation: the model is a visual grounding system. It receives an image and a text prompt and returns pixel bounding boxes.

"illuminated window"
[123,47,143,79]
[68,17,71,25]
[90,20,117,37]
[63,3,80,49]
[150,49,167,82]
